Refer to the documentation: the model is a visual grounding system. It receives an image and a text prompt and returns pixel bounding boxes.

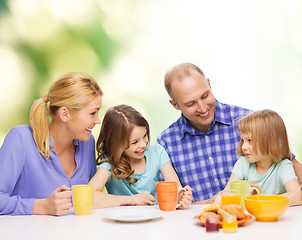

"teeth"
[199,111,209,117]
[86,128,92,131]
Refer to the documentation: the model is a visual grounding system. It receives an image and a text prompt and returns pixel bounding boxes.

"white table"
[0,204,301,240]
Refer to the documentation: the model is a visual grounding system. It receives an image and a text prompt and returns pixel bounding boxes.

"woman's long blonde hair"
[96,104,150,185]
[236,109,291,164]
[29,72,103,159]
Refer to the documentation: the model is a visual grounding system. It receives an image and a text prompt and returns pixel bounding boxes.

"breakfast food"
[205,213,220,232]
[200,202,245,222]
[217,208,232,221]
[222,204,245,220]
[202,211,217,220]
[222,214,238,233]
[200,201,223,215]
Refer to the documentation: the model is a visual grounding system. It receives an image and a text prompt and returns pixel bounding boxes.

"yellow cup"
[222,214,238,233]
[72,185,94,216]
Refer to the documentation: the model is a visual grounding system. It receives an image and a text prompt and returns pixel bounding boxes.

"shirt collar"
[214,99,232,126]
[49,137,80,149]
[179,99,232,137]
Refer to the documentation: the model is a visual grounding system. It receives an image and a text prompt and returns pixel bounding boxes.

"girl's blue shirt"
[232,156,297,194]
[99,144,170,200]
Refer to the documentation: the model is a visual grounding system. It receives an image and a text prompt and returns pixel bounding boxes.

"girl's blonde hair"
[96,104,150,185]
[236,109,291,164]
[29,72,103,159]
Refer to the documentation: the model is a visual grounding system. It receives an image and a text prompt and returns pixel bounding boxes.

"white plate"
[102,206,162,222]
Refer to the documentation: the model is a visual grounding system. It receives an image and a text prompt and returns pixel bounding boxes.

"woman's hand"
[45,185,72,215]
[177,185,193,209]
[129,192,155,206]
[33,185,72,216]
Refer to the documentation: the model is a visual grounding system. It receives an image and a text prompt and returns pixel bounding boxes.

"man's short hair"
[164,62,205,100]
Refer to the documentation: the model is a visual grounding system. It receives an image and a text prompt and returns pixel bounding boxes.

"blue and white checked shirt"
[157,100,252,202]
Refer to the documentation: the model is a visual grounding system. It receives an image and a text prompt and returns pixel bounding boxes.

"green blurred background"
[0,0,301,161]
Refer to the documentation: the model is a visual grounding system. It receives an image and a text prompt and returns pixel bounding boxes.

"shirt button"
[209,157,213,162]
[214,179,219,183]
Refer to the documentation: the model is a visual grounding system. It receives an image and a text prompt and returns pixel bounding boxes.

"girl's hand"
[177,185,193,209]
[130,192,155,206]
[45,185,72,216]
[250,183,262,195]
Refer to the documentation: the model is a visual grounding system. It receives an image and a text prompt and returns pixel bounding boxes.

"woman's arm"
[0,127,75,216]
[161,161,193,209]
[282,179,302,207]
[0,128,35,215]
[32,185,72,215]
[88,168,155,208]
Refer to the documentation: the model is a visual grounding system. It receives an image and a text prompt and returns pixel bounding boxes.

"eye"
[201,93,209,100]
[186,102,195,107]
[90,108,100,116]
[131,140,138,145]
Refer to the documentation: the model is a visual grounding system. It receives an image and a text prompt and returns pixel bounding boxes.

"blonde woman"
[0,73,103,215]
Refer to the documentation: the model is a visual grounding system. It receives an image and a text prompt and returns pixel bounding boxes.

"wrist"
[32,199,49,215]
[126,195,136,205]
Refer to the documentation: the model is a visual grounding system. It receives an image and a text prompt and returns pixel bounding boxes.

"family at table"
[0,62,302,216]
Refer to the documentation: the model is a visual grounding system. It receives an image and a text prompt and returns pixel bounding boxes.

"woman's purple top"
[0,125,96,215]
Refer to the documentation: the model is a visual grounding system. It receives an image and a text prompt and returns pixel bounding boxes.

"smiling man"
[157,62,302,202]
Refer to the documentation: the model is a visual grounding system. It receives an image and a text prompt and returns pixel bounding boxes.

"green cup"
[230,180,260,209]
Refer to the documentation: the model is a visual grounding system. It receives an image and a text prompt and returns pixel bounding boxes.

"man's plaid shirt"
[157,100,251,201]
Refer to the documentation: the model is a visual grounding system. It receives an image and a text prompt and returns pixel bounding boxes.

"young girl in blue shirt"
[89,104,193,208]
[223,109,302,206]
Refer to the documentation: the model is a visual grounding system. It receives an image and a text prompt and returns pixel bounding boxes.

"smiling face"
[67,95,102,141]
[170,72,216,132]
[124,125,149,162]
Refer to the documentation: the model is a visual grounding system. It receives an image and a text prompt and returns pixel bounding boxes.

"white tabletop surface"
[1,204,301,240]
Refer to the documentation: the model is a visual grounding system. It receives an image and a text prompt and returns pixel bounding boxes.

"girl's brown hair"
[29,72,103,159]
[236,109,291,164]
[96,104,150,184]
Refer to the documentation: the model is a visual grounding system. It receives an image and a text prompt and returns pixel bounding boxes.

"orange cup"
[221,189,241,205]
[156,181,178,211]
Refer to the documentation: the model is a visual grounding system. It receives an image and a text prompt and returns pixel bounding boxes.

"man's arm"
[193,194,216,205]
[292,158,302,184]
